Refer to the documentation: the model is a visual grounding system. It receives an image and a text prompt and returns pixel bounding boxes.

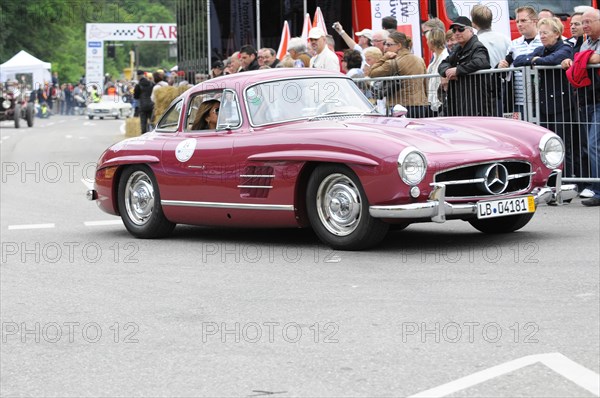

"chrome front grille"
[434,161,533,199]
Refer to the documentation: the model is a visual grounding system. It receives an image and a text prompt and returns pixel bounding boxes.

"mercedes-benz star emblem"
[483,163,509,194]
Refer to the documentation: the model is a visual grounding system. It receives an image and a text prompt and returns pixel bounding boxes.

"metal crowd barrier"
[353,64,599,185]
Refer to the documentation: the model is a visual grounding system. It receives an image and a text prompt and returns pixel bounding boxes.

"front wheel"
[468,213,535,234]
[117,165,175,238]
[306,164,388,250]
[88,115,94,120]
[14,104,21,128]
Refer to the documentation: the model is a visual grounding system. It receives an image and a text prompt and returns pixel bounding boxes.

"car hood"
[272,116,545,159]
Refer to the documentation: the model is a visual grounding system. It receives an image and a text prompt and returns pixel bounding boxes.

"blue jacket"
[514,41,575,115]
[513,41,573,67]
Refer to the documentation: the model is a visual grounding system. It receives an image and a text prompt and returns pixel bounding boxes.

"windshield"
[245,77,374,126]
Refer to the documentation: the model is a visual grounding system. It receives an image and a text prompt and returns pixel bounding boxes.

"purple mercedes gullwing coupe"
[87,69,577,250]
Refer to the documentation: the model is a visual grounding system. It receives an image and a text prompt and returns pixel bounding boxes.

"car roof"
[192,68,347,92]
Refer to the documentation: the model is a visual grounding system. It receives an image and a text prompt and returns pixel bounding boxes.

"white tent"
[0,50,52,89]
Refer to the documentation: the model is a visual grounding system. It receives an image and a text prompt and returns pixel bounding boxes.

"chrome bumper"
[369,172,578,222]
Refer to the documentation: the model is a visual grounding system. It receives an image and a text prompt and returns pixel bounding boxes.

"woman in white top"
[150,71,169,104]
[425,29,449,115]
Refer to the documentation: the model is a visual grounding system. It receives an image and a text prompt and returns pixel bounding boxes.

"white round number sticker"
[175,138,196,162]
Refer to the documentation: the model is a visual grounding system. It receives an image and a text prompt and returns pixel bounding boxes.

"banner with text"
[370,1,421,56]
[85,23,177,92]
[449,1,510,39]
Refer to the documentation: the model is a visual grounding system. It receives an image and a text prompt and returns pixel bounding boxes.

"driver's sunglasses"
[452,26,466,33]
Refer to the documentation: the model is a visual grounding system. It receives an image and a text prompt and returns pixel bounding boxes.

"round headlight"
[539,133,564,169]
[2,100,11,109]
[398,147,427,185]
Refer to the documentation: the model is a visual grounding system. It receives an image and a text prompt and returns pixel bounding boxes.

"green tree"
[0,0,176,84]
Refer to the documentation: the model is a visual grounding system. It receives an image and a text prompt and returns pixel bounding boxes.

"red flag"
[276,21,291,60]
[301,13,312,42]
[312,7,328,35]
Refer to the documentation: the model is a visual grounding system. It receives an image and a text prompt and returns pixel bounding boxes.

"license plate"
[477,196,535,219]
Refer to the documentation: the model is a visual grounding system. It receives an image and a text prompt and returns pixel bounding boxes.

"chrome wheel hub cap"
[125,171,155,226]
[316,174,362,236]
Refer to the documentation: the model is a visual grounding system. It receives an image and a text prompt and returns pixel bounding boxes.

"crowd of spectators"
[4,6,597,203]
[206,6,598,205]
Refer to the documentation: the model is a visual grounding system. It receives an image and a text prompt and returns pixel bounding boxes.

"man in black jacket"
[239,45,261,72]
[133,70,155,133]
[438,16,492,116]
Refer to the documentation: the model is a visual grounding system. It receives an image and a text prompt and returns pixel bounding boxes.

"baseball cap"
[308,27,326,39]
[136,70,145,76]
[355,29,373,40]
[449,16,472,29]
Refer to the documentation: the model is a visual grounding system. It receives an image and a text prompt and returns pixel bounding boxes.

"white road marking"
[83,121,96,126]
[65,134,73,139]
[410,352,600,397]
[47,122,55,126]
[1,136,10,140]
[81,178,93,190]
[84,220,123,226]
[8,223,56,230]
[120,122,126,134]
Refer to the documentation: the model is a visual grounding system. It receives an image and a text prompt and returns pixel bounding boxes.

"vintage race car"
[87,95,132,120]
[87,68,577,250]
[0,87,34,128]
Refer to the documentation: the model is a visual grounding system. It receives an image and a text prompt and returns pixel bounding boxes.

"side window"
[217,89,242,130]
[156,100,182,132]
[187,90,222,131]
[186,89,242,131]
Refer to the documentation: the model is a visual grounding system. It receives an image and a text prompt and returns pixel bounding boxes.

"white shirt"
[150,81,169,103]
[477,30,511,68]
[309,47,340,72]
[507,35,543,105]
[427,48,449,112]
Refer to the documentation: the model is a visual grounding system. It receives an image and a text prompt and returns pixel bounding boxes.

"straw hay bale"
[152,85,192,124]
[125,117,141,137]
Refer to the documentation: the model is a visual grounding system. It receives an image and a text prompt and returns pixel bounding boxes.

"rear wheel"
[25,103,34,127]
[306,164,388,250]
[117,165,175,238]
[468,213,535,234]
[13,104,21,128]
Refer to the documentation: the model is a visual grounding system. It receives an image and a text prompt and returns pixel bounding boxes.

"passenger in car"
[191,99,220,130]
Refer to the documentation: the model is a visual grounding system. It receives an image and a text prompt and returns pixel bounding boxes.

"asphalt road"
[1,115,599,397]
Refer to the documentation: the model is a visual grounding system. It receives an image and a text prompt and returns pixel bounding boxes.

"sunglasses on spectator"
[451,26,466,33]
[383,42,398,47]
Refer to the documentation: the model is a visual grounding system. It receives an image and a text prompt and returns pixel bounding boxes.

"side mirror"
[391,104,408,117]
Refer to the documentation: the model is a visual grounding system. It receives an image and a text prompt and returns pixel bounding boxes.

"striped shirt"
[507,35,542,105]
